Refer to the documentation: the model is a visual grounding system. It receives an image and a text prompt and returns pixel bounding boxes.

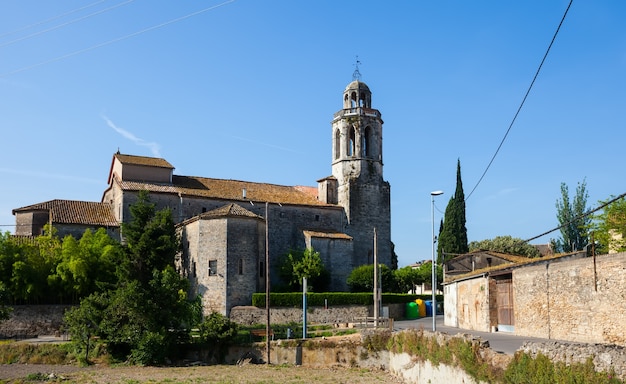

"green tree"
[278,248,329,292]
[0,282,12,322]
[553,180,590,253]
[51,228,124,302]
[121,190,179,285]
[346,264,398,293]
[198,312,238,363]
[394,266,422,294]
[438,159,469,263]
[65,192,195,365]
[590,196,626,254]
[469,236,541,258]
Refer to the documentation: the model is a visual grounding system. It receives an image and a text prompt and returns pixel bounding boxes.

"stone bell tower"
[329,73,392,269]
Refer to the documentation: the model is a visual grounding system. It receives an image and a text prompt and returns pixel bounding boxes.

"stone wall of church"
[225,218,264,313]
[308,236,353,291]
[183,217,228,316]
[343,180,392,269]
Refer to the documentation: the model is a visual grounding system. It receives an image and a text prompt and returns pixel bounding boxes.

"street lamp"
[431,190,444,331]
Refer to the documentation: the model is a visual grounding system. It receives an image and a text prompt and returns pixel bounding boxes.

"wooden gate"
[496,278,515,327]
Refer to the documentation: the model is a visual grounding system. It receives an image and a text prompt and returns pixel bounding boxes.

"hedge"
[251,292,444,308]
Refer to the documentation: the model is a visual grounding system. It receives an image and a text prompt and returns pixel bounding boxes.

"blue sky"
[1,1,625,268]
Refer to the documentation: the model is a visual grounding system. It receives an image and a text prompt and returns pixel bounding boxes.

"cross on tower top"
[352,56,362,81]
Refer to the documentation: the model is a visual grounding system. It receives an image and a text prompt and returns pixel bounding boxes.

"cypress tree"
[437,159,469,263]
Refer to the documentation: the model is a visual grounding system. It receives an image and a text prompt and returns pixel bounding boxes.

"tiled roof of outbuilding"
[303,230,352,240]
[12,200,118,227]
[200,204,262,219]
[115,175,325,207]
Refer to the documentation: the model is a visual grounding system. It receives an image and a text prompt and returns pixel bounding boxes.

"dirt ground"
[0,363,405,383]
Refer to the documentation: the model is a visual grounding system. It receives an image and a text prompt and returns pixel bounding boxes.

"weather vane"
[352,56,362,81]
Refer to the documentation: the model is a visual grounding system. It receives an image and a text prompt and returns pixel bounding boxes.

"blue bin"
[424,300,433,317]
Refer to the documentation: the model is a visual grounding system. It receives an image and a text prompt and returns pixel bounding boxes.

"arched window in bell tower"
[334,129,340,159]
[350,92,358,108]
[363,126,372,157]
[348,127,356,156]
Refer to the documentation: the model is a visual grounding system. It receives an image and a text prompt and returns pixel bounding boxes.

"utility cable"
[0,0,135,49]
[0,0,235,78]
[0,0,109,40]
[466,0,573,200]
[523,191,626,243]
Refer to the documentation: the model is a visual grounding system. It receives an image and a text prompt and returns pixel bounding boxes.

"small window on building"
[238,259,244,275]
[202,207,207,213]
[192,261,197,277]
[208,260,217,276]
[315,214,320,221]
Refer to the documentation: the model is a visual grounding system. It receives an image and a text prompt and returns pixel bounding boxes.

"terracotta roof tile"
[200,204,262,220]
[116,175,326,206]
[303,230,352,240]
[13,200,118,227]
[114,153,174,169]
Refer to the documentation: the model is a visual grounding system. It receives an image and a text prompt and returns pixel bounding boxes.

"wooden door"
[496,278,515,326]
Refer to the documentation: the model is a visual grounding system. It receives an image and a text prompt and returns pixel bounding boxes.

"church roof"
[345,80,370,92]
[199,203,262,220]
[113,153,174,169]
[12,199,118,227]
[113,175,325,207]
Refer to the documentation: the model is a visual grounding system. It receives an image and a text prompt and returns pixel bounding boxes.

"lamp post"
[431,190,444,331]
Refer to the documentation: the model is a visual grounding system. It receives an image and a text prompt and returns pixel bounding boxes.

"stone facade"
[514,251,626,345]
[445,251,626,347]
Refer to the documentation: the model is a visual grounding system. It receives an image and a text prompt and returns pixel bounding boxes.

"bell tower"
[330,73,391,269]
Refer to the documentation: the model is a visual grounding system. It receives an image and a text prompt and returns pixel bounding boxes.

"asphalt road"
[394,315,553,355]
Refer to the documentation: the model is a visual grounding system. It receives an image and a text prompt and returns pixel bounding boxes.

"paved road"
[394,315,554,355]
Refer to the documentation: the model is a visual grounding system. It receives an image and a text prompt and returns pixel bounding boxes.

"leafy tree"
[437,159,469,263]
[469,236,541,258]
[553,180,590,253]
[590,196,626,254]
[50,228,124,302]
[0,232,20,287]
[346,264,398,293]
[198,312,238,363]
[65,192,196,365]
[8,227,62,304]
[394,266,422,294]
[278,248,329,292]
[121,190,179,285]
[0,282,12,322]
[390,242,398,270]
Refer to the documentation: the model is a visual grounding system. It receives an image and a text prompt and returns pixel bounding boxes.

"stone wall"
[0,305,70,338]
[521,340,626,379]
[514,252,626,345]
[229,304,405,326]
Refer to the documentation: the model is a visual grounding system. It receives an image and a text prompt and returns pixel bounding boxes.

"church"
[12,78,392,316]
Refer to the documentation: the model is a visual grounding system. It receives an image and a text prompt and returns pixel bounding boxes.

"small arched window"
[334,129,341,159]
[348,127,356,156]
[238,259,244,275]
[363,126,373,157]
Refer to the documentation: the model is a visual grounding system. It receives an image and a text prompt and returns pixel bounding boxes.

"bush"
[198,312,238,363]
[252,292,442,307]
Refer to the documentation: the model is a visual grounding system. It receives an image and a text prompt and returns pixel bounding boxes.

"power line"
[0,0,135,49]
[0,0,236,78]
[466,0,573,200]
[524,192,626,243]
[0,0,109,40]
